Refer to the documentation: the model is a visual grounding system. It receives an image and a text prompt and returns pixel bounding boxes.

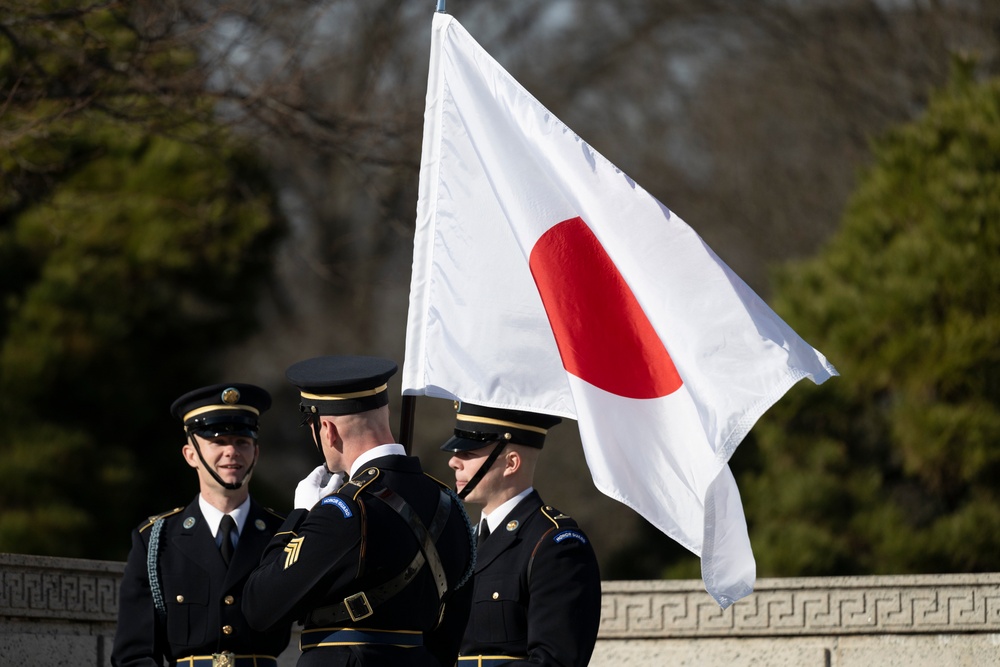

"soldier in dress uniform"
[441,402,602,667]
[242,355,475,667]
[112,383,291,667]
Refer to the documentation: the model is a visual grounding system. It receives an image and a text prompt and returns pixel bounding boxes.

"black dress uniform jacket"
[112,496,290,666]
[461,490,602,666]
[243,455,475,667]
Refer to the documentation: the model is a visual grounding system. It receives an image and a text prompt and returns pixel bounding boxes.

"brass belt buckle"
[343,591,374,621]
[213,652,235,667]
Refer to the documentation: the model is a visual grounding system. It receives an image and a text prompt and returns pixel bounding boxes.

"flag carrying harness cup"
[306,468,474,626]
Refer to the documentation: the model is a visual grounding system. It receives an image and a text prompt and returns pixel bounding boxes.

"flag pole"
[399,0,446,455]
[399,394,416,454]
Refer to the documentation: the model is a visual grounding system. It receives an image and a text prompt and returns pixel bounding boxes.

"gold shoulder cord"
[346,467,381,500]
[540,505,571,529]
[139,507,183,533]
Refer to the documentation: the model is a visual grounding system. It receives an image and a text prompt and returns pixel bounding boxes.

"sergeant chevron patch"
[284,536,305,569]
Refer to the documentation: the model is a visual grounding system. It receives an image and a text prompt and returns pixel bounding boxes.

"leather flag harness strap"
[306,469,453,627]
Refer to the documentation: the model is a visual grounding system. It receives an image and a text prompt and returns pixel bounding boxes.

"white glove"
[293,465,347,509]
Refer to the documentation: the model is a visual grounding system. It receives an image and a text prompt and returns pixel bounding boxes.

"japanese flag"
[403,12,837,608]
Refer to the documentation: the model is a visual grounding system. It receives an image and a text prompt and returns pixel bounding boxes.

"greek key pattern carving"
[0,554,122,621]
[599,576,1000,638]
[3,553,1000,637]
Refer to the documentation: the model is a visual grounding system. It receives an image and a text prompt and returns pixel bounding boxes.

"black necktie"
[477,518,490,548]
[219,514,236,565]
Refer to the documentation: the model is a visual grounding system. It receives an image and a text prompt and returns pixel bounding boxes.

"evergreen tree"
[0,2,284,558]
[742,62,1000,575]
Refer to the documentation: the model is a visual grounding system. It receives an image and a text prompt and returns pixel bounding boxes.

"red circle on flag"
[528,217,682,399]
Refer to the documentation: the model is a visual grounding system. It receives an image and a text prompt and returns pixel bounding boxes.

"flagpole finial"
[436,0,446,12]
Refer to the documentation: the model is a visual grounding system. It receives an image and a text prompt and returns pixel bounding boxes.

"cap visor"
[439,435,494,453]
[192,425,258,439]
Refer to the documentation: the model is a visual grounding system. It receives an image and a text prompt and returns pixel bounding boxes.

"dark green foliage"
[742,61,1000,576]
[0,2,284,558]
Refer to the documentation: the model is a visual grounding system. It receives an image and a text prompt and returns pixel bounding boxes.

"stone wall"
[0,553,300,667]
[0,553,120,667]
[2,553,999,666]
[595,575,1000,666]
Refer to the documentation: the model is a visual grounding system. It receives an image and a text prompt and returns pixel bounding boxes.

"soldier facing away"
[242,355,475,667]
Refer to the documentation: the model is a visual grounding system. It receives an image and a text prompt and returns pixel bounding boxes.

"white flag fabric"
[403,12,838,608]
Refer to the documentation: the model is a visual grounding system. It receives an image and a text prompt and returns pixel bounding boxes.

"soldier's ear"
[181,442,200,469]
[502,449,522,476]
[319,417,340,446]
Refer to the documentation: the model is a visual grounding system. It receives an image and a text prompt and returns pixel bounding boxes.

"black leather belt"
[456,657,527,667]
[173,655,276,667]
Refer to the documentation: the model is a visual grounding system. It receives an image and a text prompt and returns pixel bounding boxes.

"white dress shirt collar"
[350,443,407,479]
[198,494,251,540]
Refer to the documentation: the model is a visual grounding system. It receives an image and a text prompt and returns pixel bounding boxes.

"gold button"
[176,595,184,603]
[224,595,235,605]
[492,592,499,600]
[222,625,233,635]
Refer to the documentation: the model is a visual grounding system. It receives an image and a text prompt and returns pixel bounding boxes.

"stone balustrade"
[2,553,998,666]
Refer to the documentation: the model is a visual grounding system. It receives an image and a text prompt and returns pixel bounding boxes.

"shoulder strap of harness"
[341,467,381,499]
[306,469,453,626]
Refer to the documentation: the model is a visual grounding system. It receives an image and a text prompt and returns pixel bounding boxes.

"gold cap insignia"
[221,387,241,405]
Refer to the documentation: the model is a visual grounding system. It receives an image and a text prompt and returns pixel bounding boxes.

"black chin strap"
[187,432,258,490]
[457,440,507,500]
